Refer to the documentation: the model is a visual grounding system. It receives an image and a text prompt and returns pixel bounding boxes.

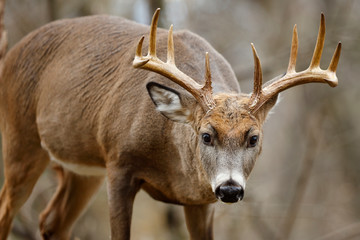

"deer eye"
[202,133,212,145]
[248,135,258,148]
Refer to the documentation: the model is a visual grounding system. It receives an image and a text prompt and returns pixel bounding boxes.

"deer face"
[197,94,264,203]
[137,9,340,203]
[147,83,277,203]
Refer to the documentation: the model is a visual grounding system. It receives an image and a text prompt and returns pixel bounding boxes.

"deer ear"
[146,82,196,123]
[253,95,279,123]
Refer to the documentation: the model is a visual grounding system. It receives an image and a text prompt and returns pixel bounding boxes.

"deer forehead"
[201,94,260,143]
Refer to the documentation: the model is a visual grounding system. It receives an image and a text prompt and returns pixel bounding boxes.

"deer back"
[0,15,239,177]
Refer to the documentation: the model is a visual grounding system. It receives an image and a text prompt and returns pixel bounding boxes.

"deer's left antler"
[133,8,215,112]
[249,13,341,113]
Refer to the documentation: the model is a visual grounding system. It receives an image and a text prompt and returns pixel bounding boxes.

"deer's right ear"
[146,82,197,123]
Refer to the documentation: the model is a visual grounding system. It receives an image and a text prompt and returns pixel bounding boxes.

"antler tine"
[309,13,325,69]
[135,36,144,58]
[167,24,175,65]
[249,43,263,107]
[132,8,215,112]
[287,25,298,74]
[133,9,160,67]
[148,8,160,57]
[202,52,215,109]
[133,36,149,67]
[328,42,342,73]
[249,13,341,114]
[204,52,212,91]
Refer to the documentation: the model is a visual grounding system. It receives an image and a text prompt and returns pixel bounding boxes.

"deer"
[0,2,340,240]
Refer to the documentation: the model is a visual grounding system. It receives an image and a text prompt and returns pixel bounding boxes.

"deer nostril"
[215,184,244,203]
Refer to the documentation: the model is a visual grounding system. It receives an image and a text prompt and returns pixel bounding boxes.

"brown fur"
[0,14,274,240]
[0,6,341,238]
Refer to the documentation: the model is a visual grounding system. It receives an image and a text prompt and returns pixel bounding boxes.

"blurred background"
[0,0,359,239]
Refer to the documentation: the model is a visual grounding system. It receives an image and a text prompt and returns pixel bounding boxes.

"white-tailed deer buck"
[0,3,340,240]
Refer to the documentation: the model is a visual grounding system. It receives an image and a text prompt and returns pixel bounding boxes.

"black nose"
[215,181,244,203]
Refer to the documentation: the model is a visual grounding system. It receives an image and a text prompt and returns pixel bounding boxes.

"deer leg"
[106,166,141,240]
[39,165,104,240]
[184,204,215,240]
[0,132,50,239]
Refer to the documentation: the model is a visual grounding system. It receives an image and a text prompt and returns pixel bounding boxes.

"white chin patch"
[211,171,246,192]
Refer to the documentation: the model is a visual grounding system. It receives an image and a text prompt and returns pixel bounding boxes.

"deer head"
[133,9,340,203]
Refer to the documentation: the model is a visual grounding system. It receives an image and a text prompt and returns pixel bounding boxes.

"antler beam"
[133,8,215,112]
[249,13,341,113]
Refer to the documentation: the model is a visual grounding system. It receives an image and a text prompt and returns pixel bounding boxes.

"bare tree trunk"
[47,0,57,21]
[281,107,326,239]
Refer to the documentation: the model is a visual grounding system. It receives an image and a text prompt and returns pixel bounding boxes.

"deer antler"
[249,13,341,113]
[133,8,215,112]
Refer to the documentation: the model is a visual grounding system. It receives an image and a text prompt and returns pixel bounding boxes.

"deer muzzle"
[215,179,244,203]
